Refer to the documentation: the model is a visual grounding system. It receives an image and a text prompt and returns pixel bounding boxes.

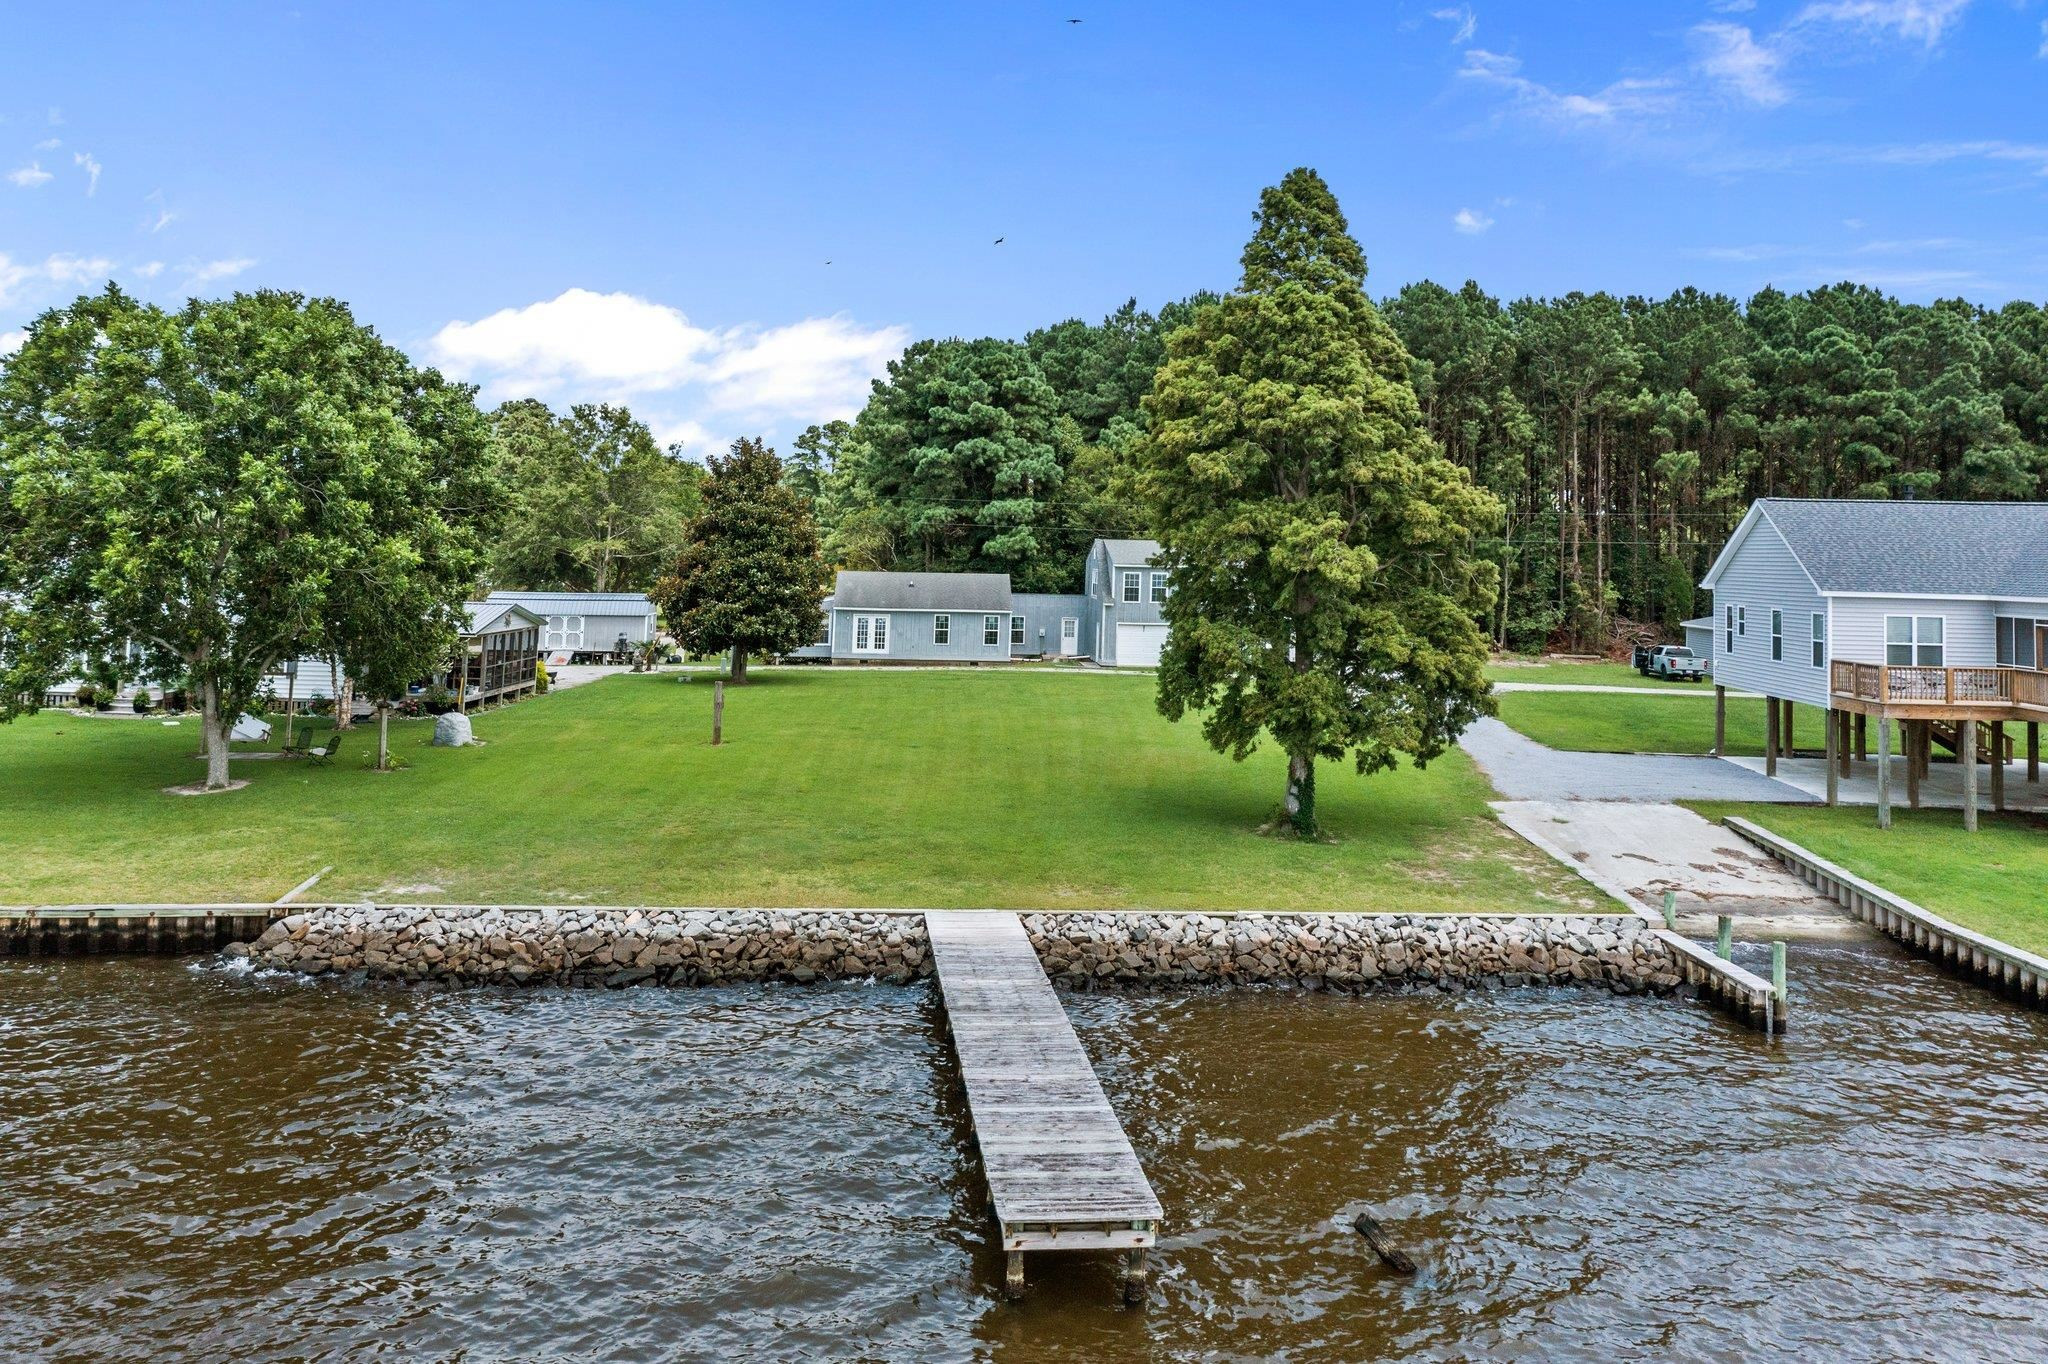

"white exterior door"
[545,615,584,651]
[1059,618,1078,652]
[852,615,890,655]
[1115,623,1167,668]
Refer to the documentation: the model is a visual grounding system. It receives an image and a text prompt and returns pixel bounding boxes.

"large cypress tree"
[1137,168,1503,838]
[653,437,830,684]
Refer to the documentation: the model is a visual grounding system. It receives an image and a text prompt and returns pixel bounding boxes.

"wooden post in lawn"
[711,680,725,746]
[2029,722,2039,784]
[1782,699,1795,756]
[1991,721,2006,812]
[1875,716,1892,830]
[1960,719,1978,832]
[1713,685,1726,757]
[1824,709,1839,806]
[1765,696,1779,776]
[1837,710,1852,778]
[1906,721,1921,809]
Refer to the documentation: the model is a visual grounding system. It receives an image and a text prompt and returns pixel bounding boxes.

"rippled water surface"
[4,941,2046,1362]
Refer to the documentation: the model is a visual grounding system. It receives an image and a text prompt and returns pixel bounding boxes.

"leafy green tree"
[0,286,492,789]
[1137,168,1503,838]
[652,437,831,683]
[489,400,700,591]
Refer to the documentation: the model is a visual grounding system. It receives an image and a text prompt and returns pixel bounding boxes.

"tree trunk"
[729,645,749,684]
[199,677,232,791]
[1284,753,1317,839]
[376,704,391,771]
[335,670,355,731]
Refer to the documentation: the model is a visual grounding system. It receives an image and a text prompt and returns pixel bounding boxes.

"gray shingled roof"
[832,571,1013,611]
[1098,538,1163,565]
[1757,499,2048,599]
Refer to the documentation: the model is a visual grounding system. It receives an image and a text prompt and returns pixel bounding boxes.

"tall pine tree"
[1137,168,1502,838]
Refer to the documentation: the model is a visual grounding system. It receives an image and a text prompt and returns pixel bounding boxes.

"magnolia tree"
[0,286,493,789]
[653,437,831,684]
[1136,169,1503,838]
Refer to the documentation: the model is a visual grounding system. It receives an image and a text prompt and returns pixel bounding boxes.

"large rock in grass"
[432,711,474,748]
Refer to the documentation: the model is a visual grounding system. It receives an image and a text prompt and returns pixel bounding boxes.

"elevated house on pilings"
[1700,498,2048,830]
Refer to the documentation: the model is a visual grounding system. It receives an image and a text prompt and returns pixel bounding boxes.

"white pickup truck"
[1632,644,1705,681]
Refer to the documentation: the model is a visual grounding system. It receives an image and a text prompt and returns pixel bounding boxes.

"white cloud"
[1431,6,1476,43]
[133,260,165,278]
[184,257,256,286]
[8,161,53,188]
[1692,23,1790,105]
[1792,0,1972,46]
[1457,48,1676,125]
[0,329,25,358]
[0,251,115,307]
[1451,206,1495,234]
[144,190,175,233]
[33,137,61,151]
[428,287,910,447]
[1711,0,1758,10]
[73,151,100,195]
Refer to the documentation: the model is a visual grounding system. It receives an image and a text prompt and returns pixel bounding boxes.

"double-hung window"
[1725,605,1734,653]
[816,612,831,647]
[1149,571,1168,604]
[1010,614,1025,646]
[1771,610,1783,661]
[1122,571,1141,603]
[983,615,1000,645]
[932,613,950,646]
[1737,605,1746,637]
[1810,612,1824,668]
[1885,615,1943,667]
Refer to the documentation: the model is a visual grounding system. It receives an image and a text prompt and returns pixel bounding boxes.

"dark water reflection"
[3,939,2045,1362]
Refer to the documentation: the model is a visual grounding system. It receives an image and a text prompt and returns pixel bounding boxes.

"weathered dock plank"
[924,910,1162,1301]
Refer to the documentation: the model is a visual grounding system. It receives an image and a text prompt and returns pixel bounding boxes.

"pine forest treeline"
[803,281,2048,652]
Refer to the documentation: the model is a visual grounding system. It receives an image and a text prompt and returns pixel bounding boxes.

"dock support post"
[1876,716,1893,830]
[1961,719,1978,832]
[1765,695,1780,776]
[1771,942,1788,1035]
[1855,713,1867,762]
[1824,708,1839,806]
[2029,722,2039,783]
[1004,1250,1025,1300]
[1992,721,2007,812]
[1715,914,1733,960]
[1906,722,1921,809]
[1837,709,1852,778]
[1123,1247,1150,1304]
[1713,685,1726,756]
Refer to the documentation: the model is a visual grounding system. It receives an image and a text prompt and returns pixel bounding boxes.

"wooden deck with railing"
[1829,660,2048,720]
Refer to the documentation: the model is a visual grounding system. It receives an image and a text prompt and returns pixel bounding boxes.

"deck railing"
[1830,660,2034,709]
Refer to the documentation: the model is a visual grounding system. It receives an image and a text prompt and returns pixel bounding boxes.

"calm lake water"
[4,940,2046,1363]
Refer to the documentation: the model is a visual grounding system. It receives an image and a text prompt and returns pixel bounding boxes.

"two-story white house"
[1700,497,2048,825]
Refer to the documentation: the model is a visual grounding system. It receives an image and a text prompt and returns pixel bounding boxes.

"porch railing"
[1830,660,2030,708]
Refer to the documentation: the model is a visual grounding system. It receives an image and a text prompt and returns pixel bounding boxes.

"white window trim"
[1010,613,1025,646]
[1121,570,1141,604]
[1148,571,1168,604]
[933,613,950,646]
[1771,609,1783,662]
[851,614,890,655]
[1884,613,1945,668]
[1810,612,1824,669]
[982,614,1000,646]
[1724,604,1734,653]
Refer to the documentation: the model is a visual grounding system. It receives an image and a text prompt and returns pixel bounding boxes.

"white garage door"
[1115,623,1167,668]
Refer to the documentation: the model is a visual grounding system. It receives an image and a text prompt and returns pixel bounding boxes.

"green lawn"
[1494,691,1833,757]
[0,669,1599,913]
[1483,659,1693,690]
[1690,803,2048,955]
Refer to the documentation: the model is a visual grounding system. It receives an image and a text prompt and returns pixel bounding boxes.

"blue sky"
[2,1,2043,453]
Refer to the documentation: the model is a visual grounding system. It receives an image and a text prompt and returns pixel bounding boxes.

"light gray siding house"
[1700,497,2048,822]
[791,538,1173,666]
[485,590,658,663]
[1681,616,1716,672]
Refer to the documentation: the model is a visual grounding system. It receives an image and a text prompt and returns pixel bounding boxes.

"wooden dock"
[924,910,1162,1302]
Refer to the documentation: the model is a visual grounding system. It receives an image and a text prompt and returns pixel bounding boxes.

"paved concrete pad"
[1725,753,2048,814]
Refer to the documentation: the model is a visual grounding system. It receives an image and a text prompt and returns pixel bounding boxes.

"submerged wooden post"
[1824,709,1839,806]
[1991,721,2006,812]
[1876,717,1893,830]
[711,680,725,746]
[1004,1250,1025,1300]
[1961,718,1978,832]
[1124,1246,1152,1302]
[1765,696,1780,776]
[1715,914,1733,960]
[1713,684,1727,756]
[1352,1212,1418,1275]
[1771,942,1788,1035]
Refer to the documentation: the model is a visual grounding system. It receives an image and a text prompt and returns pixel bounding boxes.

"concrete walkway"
[1462,718,1853,938]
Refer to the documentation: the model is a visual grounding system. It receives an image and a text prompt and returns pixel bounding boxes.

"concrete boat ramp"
[925,910,1162,1302]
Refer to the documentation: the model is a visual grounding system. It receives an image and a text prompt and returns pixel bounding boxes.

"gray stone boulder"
[432,711,474,747]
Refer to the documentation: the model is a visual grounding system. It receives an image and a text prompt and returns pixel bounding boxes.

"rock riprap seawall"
[233,907,1683,993]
